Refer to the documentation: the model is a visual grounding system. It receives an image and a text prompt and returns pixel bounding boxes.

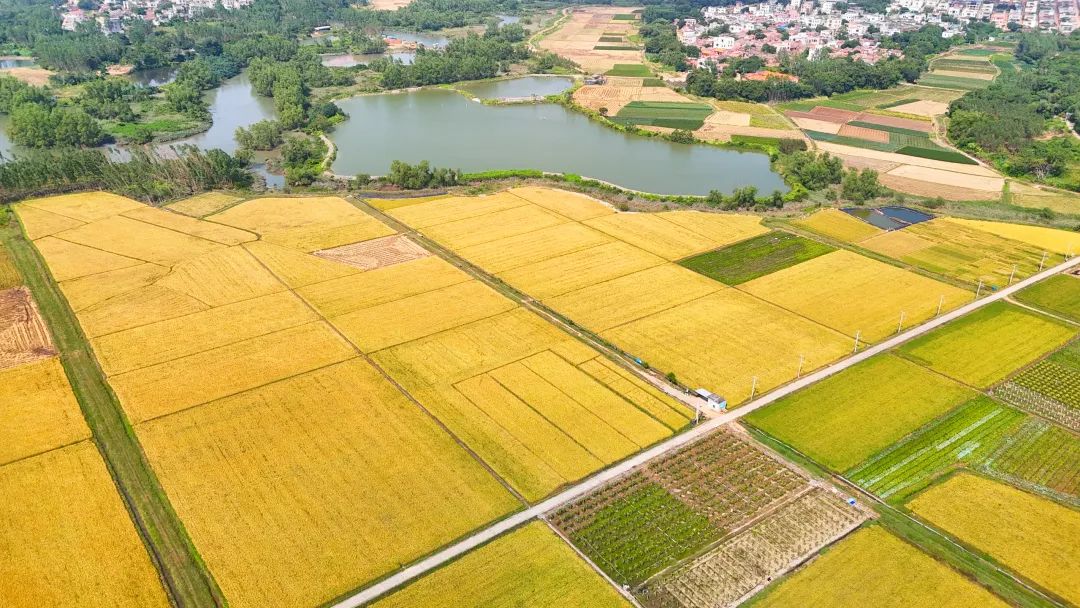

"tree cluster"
[385,160,459,189]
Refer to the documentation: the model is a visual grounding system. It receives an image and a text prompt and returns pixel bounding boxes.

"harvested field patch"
[837,124,890,143]
[603,289,850,404]
[752,526,1009,608]
[789,116,842,134]
[944,217,1080,255]
[547,263,723,331]
[679,231,834,285]
[498,241,665,299]
[537,7,643,73]
[828,152,900,172]
[551,428,807,586]
[12,204,84,240]
[244,241,359,288]
[120,206,256,246]
[739,250,972,342]
[642,487,868,608]
[793,208,883,243]
[166,192,243,217]
[139,358,517,608]
[888,100,949,117]
[298,255,470,317]
[508,186,614,220]
[908,473,1080,605]
[703,110,750,126]
[314,234,429,270]
[158,246,285,307]
[21,191,143,222]
[371,522,631,608]
[0,442,171,608]
[1014,274,1080,322]
[885,164,1003,192]
[748,355,977,471]
[55,215,224,266]
[899,301,1077,388]
[0,66,53,86]
[573,84,693,114]
[0,287,55,371]
[0,357,88,465]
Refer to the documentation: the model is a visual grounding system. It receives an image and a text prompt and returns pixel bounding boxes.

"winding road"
[332,253,1080,608]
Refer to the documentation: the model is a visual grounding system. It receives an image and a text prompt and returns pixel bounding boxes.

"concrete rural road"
[332,254,1080,608]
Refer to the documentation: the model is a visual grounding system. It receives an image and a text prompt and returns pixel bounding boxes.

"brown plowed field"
[854,112,933,132]
[314,234,430,270]
[838,124,890,143]
[809,106,861,122]
[785,110,846,124]
[0,287,55,370]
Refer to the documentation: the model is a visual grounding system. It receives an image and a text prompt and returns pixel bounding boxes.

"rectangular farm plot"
[0,286,56,371]
[420,203,569,249]
[1015,274,1080,322]
[793,208,883,243]
[76,284,209,338]
[20,190,143,222]
[243,241,360,289]
[58,263,170,312]
[370,522,631,608]
[54,215,225,266]
[679,231,835,285]
[120,206,256,246]
[386,191,528,229]
[613,101,715,130]
[945,217,1080,256]
[31,236,142,282]
[584,212,764,261]
[138,358,518,608]
[166,191,243,217]
[747,355,977,471]
[157,246,286,307]
[456,222,613,273]
[506,186,614,221]
[209,196,394,251]
[0,442,170,608]
[738,250,972,342]
[0,357,89,465]
[578,356,693,430]
[604,289,851,404]
[989,419,1079,500]
[13,204,86,240]
[899,301,1077,388]
[498,241,665,299]
[908,473,1080,605]
[752,526,1009,608]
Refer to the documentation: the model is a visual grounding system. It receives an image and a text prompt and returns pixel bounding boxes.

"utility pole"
[750,376,758,400]
[897,310,906,334]
[797,354,805,378]
[975,279,983,299]
[1009,264,1017,285]
[936,294,944,316]
[852,330,861,354]
[1039,251,1048,272]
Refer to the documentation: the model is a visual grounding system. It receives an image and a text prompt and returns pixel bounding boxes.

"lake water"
[459,76,573,99]
[322,51,416,67]
[0,57,35,69]
[330,88,786,195]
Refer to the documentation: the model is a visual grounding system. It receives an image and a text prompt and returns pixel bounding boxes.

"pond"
[0,57,36,69]
[495,14,521,26]
[458,76,573,99]
[843,206,933,230]
[382,29,449,48]
[165,72,276,152]
[128,66,179,87]
[330,87,787,196]
[321,51,416,67]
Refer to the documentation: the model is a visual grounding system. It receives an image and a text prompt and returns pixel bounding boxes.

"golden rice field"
[0,442,170,608]
[582,211,768,261]
[138,359,519,608]
[738,250,972,343]
[210,196,395,251]
[499,241,665,299]
[0,357,89,465]
[0,245,21,290]
[423,204,569,250]
[753,526,1009,608]
[457,222,612,273]
[371,522,631,608]
[792,208,883,243]
[908,473,1080,605]
[508,186,615,221]
[166,192,243,217]
[945,217,1080,255]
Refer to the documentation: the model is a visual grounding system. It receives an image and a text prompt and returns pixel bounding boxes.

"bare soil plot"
[887,100,950,117]
[808,106,860,122]
[813,142,999,176]
[0,66,53,86]
[837,124,890,143]
[853,113,932,132]
[879,173,1001,201]
[885,164,1003,192]
[827,152,900,172]
[0,287,55,371]
[790,116,842,134]
[574,83,690,114]
[695,123,801,143]
[932,69,995,81]
[538,6,643,72]
[314,234,429,270]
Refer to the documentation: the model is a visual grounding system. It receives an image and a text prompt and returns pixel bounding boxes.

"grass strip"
[1,216,226,608]
[679,231,835,285]
[605,63,652,77]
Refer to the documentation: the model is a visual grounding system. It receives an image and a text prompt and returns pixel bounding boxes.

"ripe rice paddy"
[678,231,835,285]
[0,357,89,465]
[899,301,1077,388]
[945,217,1080,256]
[792,208,883,243]
[746,355,977,471]
[908,473,1080,605]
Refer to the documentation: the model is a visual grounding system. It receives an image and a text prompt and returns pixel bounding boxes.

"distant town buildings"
[61,0,254,32]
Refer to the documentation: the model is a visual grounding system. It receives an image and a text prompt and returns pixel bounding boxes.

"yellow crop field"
[332,280,515,353]
[138,358,517,608]
[908,474,1080,604]
[944,217,1080,255]
[20,190,143,222]
[498,241,664,299]
[578,356,692,430]
[166,192,243,217]
[372,522,631,608]
[365,194,451,211]
[520,351,672,446]
[77,284,208,338]
[739,250,972,342]
[263,220,396,252]
[32,236,141,281]
[209,196,394,252]
[158,246,285,307]
[0,442,170,608]
[0,357,89,465]
[110,322,355,422]
[507,187,615,221]
[422,204,569,249]
[121,206,256,246]
[0,246,19,290]
[92,291,315,375]
[243,241,359,288]
[547,264,724,331]
[754,526,1009,608]
[656,211,770,247]
[457,222,612,273]
[793,208,883,243]
[604,290,850,404]
[55,215,224,266]
[13,203,84,239]
[386,191,527,228]
[298,255,470,317]
[59,263,169,312]
[584,213,723,260]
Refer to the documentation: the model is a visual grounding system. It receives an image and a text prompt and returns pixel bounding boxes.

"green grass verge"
[1014,274,1080,322]
[641,77,665,87]
[678,231,835,285]
[1,215,226,608]
[896,146,979,165]
[957,48,999,56]
[605,63,652,77]
[594,45,638,51]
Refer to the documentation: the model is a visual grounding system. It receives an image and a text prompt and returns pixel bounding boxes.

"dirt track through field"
[331,231,1080,608]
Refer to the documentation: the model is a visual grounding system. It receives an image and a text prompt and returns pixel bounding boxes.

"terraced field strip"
[2,222,224,608]
[330,227,1080,608]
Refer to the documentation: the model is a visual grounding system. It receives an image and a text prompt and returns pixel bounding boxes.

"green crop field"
[641,77,665,87]
[746,355,977,472]
[805,130,896,152]
[1015,274,1080,322]
[876,98,920,109]
[679,231,834,285]
[931,59,998,73]
[606,64,652,77]
[598,36,624,42]
[896,146,979,164]
[847,121,929,137]
[806,130,954,157]
[989,419,1079,501]
[613,101,714,130]
[594,45,638,51]
[957,48,999,56]
[848,396,1025,503]
[899,302,1077,388]
[917,74,992,90]
[613,13,637,20]
[1010,341,1080,409]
